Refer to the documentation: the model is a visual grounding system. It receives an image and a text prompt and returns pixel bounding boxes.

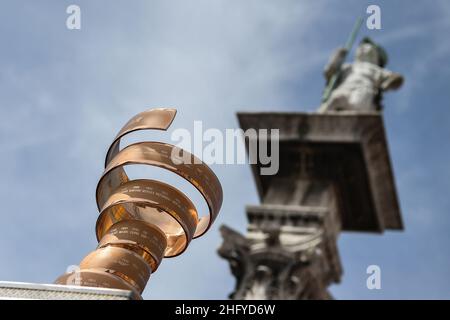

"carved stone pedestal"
[219,111,403,299]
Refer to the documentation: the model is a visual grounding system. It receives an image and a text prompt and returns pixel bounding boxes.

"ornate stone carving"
[219,203,342,300]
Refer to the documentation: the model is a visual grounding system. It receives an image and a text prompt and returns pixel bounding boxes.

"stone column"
[219,111,403,300]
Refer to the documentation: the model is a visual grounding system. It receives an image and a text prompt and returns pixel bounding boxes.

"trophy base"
[0,281,135,300]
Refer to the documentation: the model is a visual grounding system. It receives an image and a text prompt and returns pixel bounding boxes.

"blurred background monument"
[218,33,404,299]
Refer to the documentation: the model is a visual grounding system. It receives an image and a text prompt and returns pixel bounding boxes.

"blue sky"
[0,0,449,299]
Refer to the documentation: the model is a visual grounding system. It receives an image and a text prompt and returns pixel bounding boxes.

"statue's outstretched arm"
[324,47,347,82]
[381,72,404,91]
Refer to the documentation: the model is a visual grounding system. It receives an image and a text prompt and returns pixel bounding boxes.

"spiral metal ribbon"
[55,108,223,299]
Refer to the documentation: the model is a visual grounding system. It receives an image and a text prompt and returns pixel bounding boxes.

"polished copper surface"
[80,246,151,293]
[105,108,177,166]
[97,142,222,238]
[96,179,196,257]
[98,219,167,270]
[55,107,223,299]
[55,269,141,300]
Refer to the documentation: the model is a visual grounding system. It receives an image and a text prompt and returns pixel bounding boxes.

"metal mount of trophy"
[55,108,223,300]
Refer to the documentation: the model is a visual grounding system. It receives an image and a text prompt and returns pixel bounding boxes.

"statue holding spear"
[319,18,404,113]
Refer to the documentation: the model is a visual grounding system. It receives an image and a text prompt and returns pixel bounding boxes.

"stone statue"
[319,37,404,112]
[218,32,404,301]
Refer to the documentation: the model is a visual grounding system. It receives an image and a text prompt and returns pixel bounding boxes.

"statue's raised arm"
[324,47,348,82]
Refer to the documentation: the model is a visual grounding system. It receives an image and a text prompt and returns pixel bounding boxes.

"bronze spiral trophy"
[55,108,223,299]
